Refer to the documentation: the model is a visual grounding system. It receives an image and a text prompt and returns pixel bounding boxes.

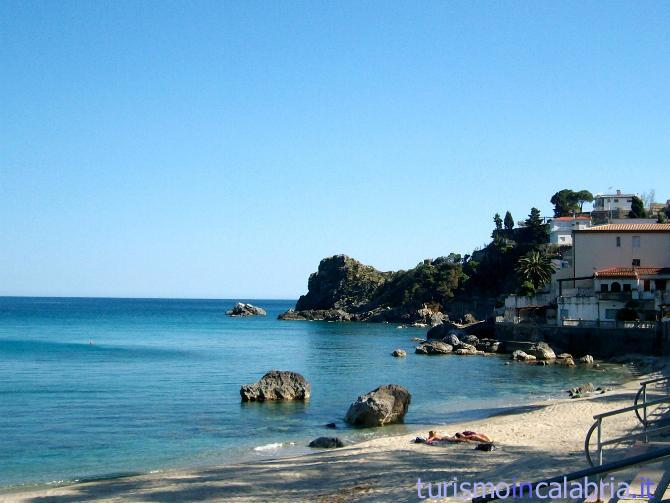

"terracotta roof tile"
[578,224,670,232]
[595,267,670,278]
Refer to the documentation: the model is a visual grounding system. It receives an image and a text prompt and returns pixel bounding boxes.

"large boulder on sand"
[415,341,453,355]
[345,384,411,427]
[227,302,267,317]
[240,370,310,402]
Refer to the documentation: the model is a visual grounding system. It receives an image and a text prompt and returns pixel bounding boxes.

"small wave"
[253,442,284,451]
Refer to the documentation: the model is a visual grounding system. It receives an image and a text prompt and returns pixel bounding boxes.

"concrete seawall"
[495,321,670,357]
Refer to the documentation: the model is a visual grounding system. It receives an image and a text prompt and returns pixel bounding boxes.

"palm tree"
[515,251,555,290]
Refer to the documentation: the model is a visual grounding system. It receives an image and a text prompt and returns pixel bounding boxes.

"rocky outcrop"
[278,308,352,321]
[240,371,310,402]
[344,384,411,427]
[415,341,453,355]
[391,349,407,358]
[579,355,594,365]
[226,302,267,317]
[294,255,391,312]
[308,437,344,448]
[568,383,595,398]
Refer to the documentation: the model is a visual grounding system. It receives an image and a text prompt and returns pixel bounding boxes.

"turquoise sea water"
[0,297,631,490]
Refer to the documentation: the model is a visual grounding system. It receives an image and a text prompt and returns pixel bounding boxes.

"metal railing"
[472,446,670,502]
[585,377,670,467]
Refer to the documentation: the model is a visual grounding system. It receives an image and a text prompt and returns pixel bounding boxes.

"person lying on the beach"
[425,430,492,444]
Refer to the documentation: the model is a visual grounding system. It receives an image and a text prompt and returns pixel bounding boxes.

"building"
[557,223,670,325]
[549,216,591,246]
[592,190,638,223]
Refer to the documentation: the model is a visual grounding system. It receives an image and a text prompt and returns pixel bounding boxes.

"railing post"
[643,384,648,443]
[597,417,603,501]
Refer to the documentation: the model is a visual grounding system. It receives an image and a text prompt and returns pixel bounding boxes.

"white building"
[549,216,591,246]
[593,190,637,214]
[557,223,670,325]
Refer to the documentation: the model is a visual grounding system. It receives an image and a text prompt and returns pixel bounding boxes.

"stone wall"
[495,322,666,357]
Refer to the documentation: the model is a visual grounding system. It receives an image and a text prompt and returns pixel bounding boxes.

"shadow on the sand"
[21,440,638,503]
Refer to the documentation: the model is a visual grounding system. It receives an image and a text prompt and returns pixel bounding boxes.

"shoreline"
[5,362,665,503]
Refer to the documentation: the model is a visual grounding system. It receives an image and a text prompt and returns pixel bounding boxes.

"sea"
[0,297,632,491]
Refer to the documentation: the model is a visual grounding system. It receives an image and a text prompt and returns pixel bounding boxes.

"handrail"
[585,380,670,467]
[593,396,670,420]
[635,377,670,424]
[473,446,670,502]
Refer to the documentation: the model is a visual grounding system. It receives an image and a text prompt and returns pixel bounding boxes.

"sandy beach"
[4,367,666,503]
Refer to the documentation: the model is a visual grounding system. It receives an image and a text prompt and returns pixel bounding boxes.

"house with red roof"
[549,216,591,246]
[557,223,670,326]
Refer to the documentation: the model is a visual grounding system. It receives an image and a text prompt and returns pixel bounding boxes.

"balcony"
[597,291,633,301]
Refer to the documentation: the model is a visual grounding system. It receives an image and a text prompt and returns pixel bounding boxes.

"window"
[611,282,622,293]
[616,236,621,247]
[656,280,667,291]
[601,283,609,293]
[632,259,641,266]
[644,280,651,292]
[560,309,569,319]
[559,236,566,242]
[633,236,641,248]
[605,309,618,320]
[614,199,619,203]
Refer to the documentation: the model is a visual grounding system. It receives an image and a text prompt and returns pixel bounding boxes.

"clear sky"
[1,1,669,299]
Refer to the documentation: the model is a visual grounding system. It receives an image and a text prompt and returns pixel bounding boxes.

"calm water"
[0,297,631,489]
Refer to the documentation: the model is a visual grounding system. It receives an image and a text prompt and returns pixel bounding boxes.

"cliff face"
[282,255,468,324]
[294,255,391,312]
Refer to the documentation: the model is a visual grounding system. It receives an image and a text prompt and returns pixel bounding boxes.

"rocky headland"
[278,254,466,325]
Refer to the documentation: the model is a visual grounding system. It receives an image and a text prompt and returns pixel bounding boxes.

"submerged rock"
[240,370,311,402]
[308,437,344,448]
[415,341,453,355]
[391,349,407,358]
[345,384,411,427]
[226,302,267,317]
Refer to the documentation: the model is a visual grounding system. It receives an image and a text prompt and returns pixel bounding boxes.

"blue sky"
[1,1,669,299]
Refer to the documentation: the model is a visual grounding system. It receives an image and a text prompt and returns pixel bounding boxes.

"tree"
[524,207,549,245]
[550,189,580,217]
[493,213,503,231]
[629,196,647,218]
[575,190,594,211]
[515,250,555,290]
[504,211,514,231]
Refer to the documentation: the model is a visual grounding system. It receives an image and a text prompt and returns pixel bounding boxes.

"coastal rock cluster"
[240,370,311,402]
[277,255,472,326]
[344,384,411,427]
[226,302,267,317]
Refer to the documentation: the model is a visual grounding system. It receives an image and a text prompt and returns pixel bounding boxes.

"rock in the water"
[557,353,573,359]
[564,357,576,367]
[325,422,337,429]
[530,342,556,361]
[426,322,465,341]
[463,334,479,345]
[463,313,478,324]
[476,339,501,353]
[415,341,453,355]
[455,348,477,355]
[308,437,344,448]
[454,342,477,352]
[344,384,411,427]
[391,349,407,358]
[443,333,462,346]
[569,382,595,397]
[512,350,536,361]
[240,370,311,402]
[226,302,267,317]
[579,355,595,365]
[411,337,426,343]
